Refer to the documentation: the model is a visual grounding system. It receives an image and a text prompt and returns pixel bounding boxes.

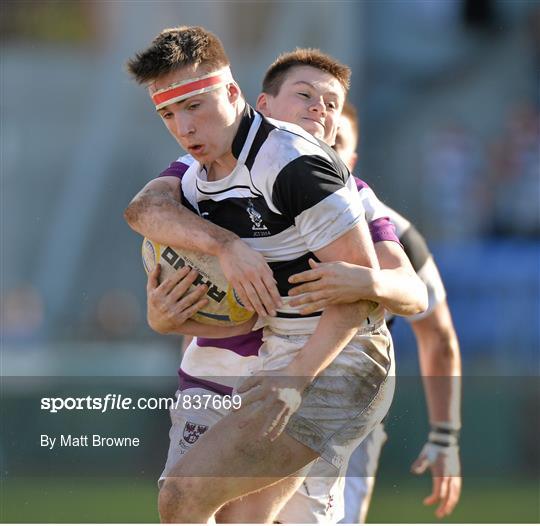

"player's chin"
[305,123,325,140]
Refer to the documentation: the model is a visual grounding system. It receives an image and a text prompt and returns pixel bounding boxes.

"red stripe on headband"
[152,74,225,107]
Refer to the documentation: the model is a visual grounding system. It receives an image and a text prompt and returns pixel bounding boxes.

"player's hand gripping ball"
[142,238,254,327]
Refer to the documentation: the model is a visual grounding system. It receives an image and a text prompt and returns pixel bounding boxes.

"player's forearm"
[287,301,375,381]
[124,187,238,256]
[288,218,378,379]
[369,267,428,316]
[413,304,461,426]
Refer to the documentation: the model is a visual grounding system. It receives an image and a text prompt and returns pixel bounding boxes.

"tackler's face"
[257,65,345,146]
[334,113,358,172]
[149,64,240,165]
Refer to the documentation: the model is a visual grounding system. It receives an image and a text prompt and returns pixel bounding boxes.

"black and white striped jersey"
[180,105,365,300]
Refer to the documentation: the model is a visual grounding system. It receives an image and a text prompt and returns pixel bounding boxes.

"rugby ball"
[141,238,253,327]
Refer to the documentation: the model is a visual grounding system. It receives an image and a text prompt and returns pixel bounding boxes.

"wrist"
[284,360,316,389]
[215,233,241,258]
[365,267,383,303]
[428,421,461,447]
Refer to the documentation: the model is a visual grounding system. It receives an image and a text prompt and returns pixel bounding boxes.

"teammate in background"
[324,102,462,522]
[125,29,426,524]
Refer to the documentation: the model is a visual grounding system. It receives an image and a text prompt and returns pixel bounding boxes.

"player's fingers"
[147,264,161,292]
[174,283,206,309]
[260,273,282,309]
[435,477,450,518]
[233,283,256,313]
[158,266,191,295]
[266,399,296,442]
[288,270,322,287]
[439,477,461,517]
[308,258,320,269]
[236,375,260,395]
[262,405,287,439]
[175,297,208,322]
[240,387,266,408]
[253,277,277,317]
[176,286,208,311]
[288,291,327,307]
[423,477,442,506]
[411,454,429,475]
[243,281,269,317]
[169,269,200,301]
[287,279,326,296]
[298,299,329,315]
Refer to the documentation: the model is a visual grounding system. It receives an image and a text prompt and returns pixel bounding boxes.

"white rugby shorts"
[278,422,388,524]
[255,318,395,469]
[158,388,227,487]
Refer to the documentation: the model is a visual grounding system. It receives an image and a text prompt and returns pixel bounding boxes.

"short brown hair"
[126,26,229,84]
[262,48,350,96]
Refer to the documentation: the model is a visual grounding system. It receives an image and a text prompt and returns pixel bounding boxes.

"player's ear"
[349,152,358,172]
[256,92,270,116]
[227,82,241,103]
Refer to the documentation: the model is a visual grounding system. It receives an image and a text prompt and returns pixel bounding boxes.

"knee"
[158,478,201,523]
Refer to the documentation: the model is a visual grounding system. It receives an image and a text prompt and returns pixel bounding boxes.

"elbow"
[387,280,428,317]
[124,197,142,230]
[147,317,170,335]
[413,282,429,315]
[332,301,378,330]
[404,277,429,316]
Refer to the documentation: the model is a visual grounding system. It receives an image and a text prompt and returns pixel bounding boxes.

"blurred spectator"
[528,6,540,74]
[461,0,498,33]
[421,123,486,240]
[96,289,142,338]
[489,102,540,238]
[1,285,44,338]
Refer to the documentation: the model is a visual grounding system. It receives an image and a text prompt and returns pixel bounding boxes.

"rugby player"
[137,49,427,523]
[125,27,427,523]
[290,102,462,522]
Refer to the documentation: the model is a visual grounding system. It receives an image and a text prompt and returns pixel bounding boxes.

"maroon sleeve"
[353,176,401,245]
[158,161,189,179]
[369,217,401,245]
[354,176,370,192]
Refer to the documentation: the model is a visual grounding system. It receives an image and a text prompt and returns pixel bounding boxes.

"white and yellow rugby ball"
[141,238,253,327]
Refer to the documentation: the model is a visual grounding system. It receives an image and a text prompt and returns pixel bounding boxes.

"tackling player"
[291,102,463,522]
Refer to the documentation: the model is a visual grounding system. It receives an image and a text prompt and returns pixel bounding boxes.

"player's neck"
[206,99,246,181]
[207,152,237,181]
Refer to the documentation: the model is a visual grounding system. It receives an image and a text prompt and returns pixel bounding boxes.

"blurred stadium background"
[1,0,539,522]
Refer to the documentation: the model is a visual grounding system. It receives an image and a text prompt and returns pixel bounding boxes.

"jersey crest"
[182,421,208,445]
[246,199,270,236]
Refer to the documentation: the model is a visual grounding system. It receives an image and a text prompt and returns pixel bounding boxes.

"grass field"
[1,476,538,523]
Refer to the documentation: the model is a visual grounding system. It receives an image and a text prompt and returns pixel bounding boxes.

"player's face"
[334,114,358,172]
[257,65,345,145]
[149,65,240,166]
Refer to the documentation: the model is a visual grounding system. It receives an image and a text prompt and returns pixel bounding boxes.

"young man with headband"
[134,48,427,523]
[125,27,428,523]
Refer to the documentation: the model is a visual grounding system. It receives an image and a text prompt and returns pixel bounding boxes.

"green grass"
[368,477,540,523]
[1,476,538,523]
[0,478,159,523]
